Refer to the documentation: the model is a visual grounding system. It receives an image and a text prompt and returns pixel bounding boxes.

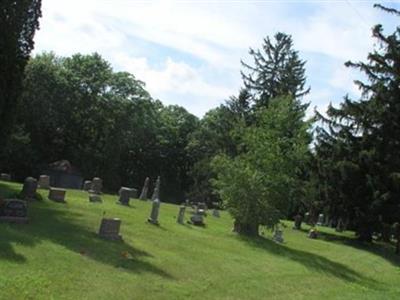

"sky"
[33,0,400,118]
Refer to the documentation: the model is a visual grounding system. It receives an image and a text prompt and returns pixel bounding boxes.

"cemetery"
[1,178,399,299]
[2,1,400,299]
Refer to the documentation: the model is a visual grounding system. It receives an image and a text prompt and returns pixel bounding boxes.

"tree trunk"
[232,220,259,236]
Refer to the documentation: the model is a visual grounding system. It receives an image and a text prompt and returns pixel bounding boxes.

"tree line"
[1,2,399,249]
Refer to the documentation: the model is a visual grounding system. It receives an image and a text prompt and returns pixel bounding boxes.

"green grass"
[1,180,399,300]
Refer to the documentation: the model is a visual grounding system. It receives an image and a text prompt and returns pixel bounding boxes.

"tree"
[0,0,42,143]
[241,32,309,109]
[212,97,312,235]
[314,4,400,242]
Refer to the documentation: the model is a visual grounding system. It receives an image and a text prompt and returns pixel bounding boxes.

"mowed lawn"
[0,181,399,300]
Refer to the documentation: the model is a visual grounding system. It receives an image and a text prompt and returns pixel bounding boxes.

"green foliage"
[212,97,312,235]
[1,52,198,202]
[0,0,42,143]
[241,32,309,109]
[314,5,400,241]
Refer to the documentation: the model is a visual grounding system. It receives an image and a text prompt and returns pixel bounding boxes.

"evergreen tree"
[315,4,400,242]
[241,32,309,109]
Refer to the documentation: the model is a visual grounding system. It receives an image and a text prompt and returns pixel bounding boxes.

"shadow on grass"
[237,235,380,288]
[297,227,400,268]
[0,188,173,279]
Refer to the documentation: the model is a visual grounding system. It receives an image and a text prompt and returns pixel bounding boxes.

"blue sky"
[33,0,400,117]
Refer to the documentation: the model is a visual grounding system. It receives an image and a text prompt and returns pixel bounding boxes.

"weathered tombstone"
[139,177,150,200]
[190,212,204,226]
[38,175,50,189]
[98,218,122,240]
[151,176,161,201]
[335,218,345,232]
[293,214,303,230]
[308,228,318,239]
[0,199,28,223]
[147,198,160,225]
[185,199,190,206]
[0,173,11,181]
[21,177,38,200]
[128,188,138,198]
[89,194,102,203]
[316,213,324,226]
[48,187,66,202]
[304,212,310,224]
[177,205,186,224]
[90,177,102,194]
[195,202,207,216]
[273,229,284,243]
[212,209,220,218]
[118,187,132,206]
[83,180,92,191]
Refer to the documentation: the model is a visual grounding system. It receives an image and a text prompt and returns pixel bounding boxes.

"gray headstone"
[317,213,324,226]
[118,187,132,206]
[212,209,220,218]
[48,187,66,202]
[38,175,50,189]
[139,177,150,200]
[98,218,122,240]
[0,173,11,181]
[21,177,38,200]
[148,198,160,225]
[308,228,318,239]
[83,180,92,191]
[273,229,284,243]
[90,177,102,194]
[190,213,204,226]
[151,176,160,201]
[89,194,102,203]
[177,205,186,224]
[0,199,28,223]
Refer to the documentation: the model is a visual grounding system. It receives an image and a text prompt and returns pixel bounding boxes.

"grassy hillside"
[1,180,399,300]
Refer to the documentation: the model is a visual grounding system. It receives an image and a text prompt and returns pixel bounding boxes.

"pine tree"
[241,32,310,109]
[315,4,400,243]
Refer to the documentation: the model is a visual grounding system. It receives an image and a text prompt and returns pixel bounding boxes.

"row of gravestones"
[99,201,222,240]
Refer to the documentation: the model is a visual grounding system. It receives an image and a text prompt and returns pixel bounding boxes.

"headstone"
[139,177,150,200]
[273,229,284,243]
[128,188,138,198]
[38,175,50,189]
[90,177,102,194]
[308,228,318,239]
[48,187,66,202]
[21,177,38,200]
[212,209,220,218]
[190,213,204,226]
[0,199,28,223]
[177,205,186,224]
[293,214,303,230]
[147,198,160,225]
[151,176,161,201]
[196,203,206,216]
[89,194,102,203]
[98,218,122,240]
[185,199,190,206]
[304,212,311,224]
[317,213,324,226]
[118,187,132,206]
[83,180,92,191]
[0,173,11,181]
[335,218,344,232]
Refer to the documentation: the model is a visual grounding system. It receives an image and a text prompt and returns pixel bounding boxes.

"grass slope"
[1,180,399,300]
